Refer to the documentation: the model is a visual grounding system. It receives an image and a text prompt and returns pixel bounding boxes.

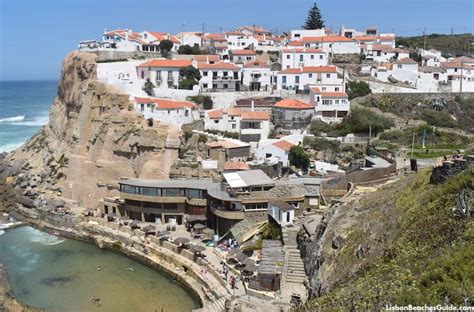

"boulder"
[47,198,65,209]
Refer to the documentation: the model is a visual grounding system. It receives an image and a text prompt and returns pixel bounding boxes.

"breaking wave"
[0,115,25,123]
[29,229,65,246]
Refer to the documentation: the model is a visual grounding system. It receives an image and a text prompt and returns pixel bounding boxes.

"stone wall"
[430,156,474,184]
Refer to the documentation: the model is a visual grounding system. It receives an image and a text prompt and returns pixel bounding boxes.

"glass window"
[299,55,303,62]
[282,76,287,83]
[141,187,159,196]
[286,55,290,59]
[187,189,202,198]
[295,76,300,83]
[164,188,180,197]
[121,184,138,194]
[326,73,331,78]
[311,55,314,59]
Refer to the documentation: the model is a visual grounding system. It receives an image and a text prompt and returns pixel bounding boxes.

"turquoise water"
[0,81,57,152]
[0,226,199,311]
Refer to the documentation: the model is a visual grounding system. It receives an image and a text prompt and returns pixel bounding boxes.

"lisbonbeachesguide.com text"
[385,305,474,311]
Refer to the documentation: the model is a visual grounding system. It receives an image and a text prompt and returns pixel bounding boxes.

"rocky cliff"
[299,167,473,310]
[1,51,180,209]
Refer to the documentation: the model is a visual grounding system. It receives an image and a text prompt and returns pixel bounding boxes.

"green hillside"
[303,167,473,310]
[396,33,473,57]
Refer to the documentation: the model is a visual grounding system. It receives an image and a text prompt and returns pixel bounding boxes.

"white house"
[272,99,315,129]
[255,139,295,167]
[370,63,393,82]
[134,97,198,125]
[204,108,242,133]
[441,57,474,92]
[229,49,257,64]
[176,31,202,48]
[276,66,342,91]
[310,87,350,122]
[280,48,328,69]
[289,36,360,55]
[197,62,241,92]
[355,35,396,48]
[268,201,295,226]
[392,57,419,85]
[136,59,193,89]
[225,32,258,50]
[417,66,448,92]
[140,31,181,52]
[102,29,143,52]
[361,44,409,62]
[237,26,272,36]
[204,108,270,142]
[242,61,273,91]
[239,111,271,142]
[290,29,325,41]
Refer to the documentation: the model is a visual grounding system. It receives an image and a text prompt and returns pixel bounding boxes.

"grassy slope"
[396,33,474,57]
[304,167,474,311]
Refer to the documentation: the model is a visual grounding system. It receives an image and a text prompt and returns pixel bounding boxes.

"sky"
[0,0,472,81]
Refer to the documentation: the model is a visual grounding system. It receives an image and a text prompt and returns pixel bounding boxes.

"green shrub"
[304,137,340,152]
[420,109,456,128]
[347,81,371,100]
[289,145,310,170]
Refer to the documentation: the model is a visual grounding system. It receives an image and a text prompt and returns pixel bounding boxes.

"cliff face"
[4,51,180,208]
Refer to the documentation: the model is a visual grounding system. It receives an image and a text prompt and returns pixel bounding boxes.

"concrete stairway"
[196,297,228,312]
[283,226,307,284]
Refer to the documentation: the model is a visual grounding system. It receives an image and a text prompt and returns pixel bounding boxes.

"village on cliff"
[3,3,472,311]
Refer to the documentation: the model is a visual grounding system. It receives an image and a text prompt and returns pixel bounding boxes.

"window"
[187,189,202,199]
[309,73,313,78]
[185,110,189,117]
[295,76,300,83]
[164,188,181,197]
[322,87,326,91]
[140,104,145,112]
[286,54,290,59]
[121,184,138,194]
[322,99,331,105]
[311,55,314,59]
[329,44,332,48]
[223,71,228,77]
[213,84,217,89]
[335,100,339,104]
[319,55,323,60]
[299,55,303,62]
[282,76,287,83]
[203,83,208,88]
[234,72,238,79]
[141,71,145,79]
[223,84,228,88]
[141,187,159,196]
[341,100,346,103]
[232,124,236,129]
[214,120,219,124]
[203,71,208,76]
[397,65,402,69]
[326,73,331,78]
[213,71,218,78]
[335,87,340,91]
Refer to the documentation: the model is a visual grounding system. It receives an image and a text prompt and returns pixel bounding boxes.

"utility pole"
[411,132,415,159]
[200,23,205,47]
[460,61,464,93]
[423,27,427,53]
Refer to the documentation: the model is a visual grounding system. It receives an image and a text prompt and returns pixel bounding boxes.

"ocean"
[0,80,57,153]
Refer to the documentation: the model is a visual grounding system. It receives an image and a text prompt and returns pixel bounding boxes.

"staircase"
[194,297,228,312]
[282,226,307,284]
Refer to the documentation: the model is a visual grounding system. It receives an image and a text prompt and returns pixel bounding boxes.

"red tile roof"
[321,92,348,98]
[394,57,418,64]
[197,62,240,70]
[272,140,295,151]
[206,141,242,149]
[240,111,269,120]
[300,36,354,43]
[230,49,256,55]
[281,48,324,53]
[225,31,246,36]
[274,99,314,109]
[136,59,192,68]
[207,109,223,119]
[134,97,196,109]
[243,61,270,68]
[354,36,378,41]
[193,55,220,63]
[224,161,250,170]
[310,87,321,93]
[227,108,242,116]
[278,66,337,74]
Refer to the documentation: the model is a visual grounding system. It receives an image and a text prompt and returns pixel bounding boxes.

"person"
[97,266,102,271]
[230,275,236,289]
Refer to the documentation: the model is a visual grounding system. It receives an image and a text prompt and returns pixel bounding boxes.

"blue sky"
[0,0,472,80]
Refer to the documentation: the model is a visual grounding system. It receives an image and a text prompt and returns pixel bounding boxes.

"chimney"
[125,28,129,41]
[251,100,255,112]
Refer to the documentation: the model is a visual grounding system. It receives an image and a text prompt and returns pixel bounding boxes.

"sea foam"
[0,115,25,123]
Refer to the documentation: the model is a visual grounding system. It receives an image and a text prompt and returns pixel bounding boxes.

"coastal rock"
[47,198,65,209]
[4,51,180,208]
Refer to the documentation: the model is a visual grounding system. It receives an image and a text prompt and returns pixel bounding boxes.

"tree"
[159,40,174,57]
[288,145,310,171]
[347,81,371,100]
[302,2,325,30]
[143,78,155,96]
[179,66,201,90]
[178,44,202,55]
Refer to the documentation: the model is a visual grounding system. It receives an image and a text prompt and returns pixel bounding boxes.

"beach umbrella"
[174,237,190,245]
[193,223,205,230]
[234,251,248,262]
[243,264,258,272]
[156,230,170,237]
[129,220,140,229]
[189,245,206,254]
[142,225,156,234]
[242,258,256,266]
[227,248,240,257]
